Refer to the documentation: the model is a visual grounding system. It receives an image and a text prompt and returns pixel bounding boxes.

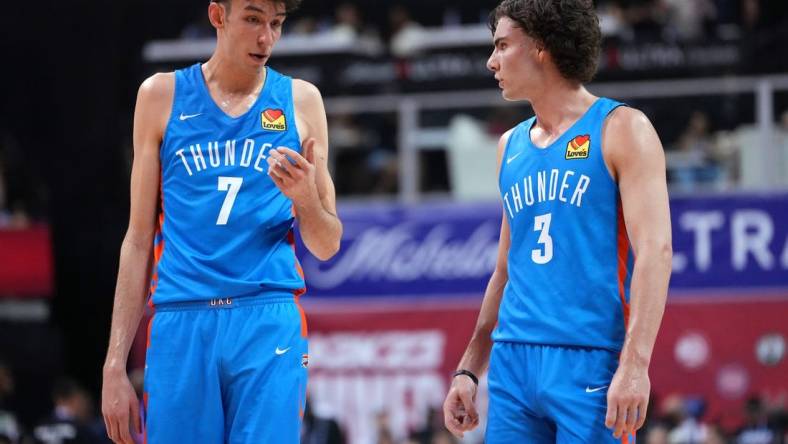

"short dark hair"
[489,0,601,84]
[210,0,302,14]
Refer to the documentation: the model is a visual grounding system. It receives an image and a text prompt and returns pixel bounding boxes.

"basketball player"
[443,0,672,442]
[101,1,342,443]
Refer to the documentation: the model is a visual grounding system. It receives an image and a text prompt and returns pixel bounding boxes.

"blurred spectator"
[374,411,395,444]
[330,3,363,41]
[328,113,398,196]
[388,4,425,57]
[302,399,345,444]
[410,407,443,444]
[661,0,717,41]
[614,0,666,42]
[704,424,728,444]
[740,0,760,32]
[598,1,634,41]
[32,379,106,444]
[329,3,383,54]
[290,16,321,36]
[668,111,726,191]
[770,406,788,444]
[646,423,671,444]
[660,394,709,444]
[429,430,457,444]
[735,396,775,444]
[0,361,21,444]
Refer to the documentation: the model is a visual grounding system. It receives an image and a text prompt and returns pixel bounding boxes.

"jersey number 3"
[532,213,553,264]
[217,176,243,225]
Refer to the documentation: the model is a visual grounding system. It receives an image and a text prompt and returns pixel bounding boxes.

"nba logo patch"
[566,134,590,159]
[261,108,286,131]
[301,354,309,368]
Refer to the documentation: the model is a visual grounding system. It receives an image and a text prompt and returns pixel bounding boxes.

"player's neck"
[203,53,267,96]
[530,83,596,137]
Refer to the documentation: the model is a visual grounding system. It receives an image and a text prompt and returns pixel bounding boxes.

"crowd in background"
[179,0,784,49]
[1,357,786,444]
[172,0,788,197]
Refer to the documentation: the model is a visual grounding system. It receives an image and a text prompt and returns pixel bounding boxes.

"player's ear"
[208,2,227,29]
[535,41,547,64]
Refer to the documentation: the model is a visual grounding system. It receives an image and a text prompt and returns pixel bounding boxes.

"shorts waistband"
[153,293,297,312]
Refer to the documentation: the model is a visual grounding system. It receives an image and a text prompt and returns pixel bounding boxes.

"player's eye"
[271,20,282,29]
[246,16,260,24]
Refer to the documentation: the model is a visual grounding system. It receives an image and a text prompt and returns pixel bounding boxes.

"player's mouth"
[249,53,267,63]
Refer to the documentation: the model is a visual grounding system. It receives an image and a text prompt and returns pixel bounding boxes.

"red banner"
[303,295,788,443]
[651,295,788,430]
[0,226,54,297]
[304,298,482,444]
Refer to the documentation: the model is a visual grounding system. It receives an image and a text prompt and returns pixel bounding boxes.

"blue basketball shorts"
[143,291,308,444]
[486,342,635,444]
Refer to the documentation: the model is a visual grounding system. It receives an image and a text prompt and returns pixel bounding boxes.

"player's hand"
[267,138,319,206]
[605,362,650,440]
[443,374,480,438]
[101,368,141,444]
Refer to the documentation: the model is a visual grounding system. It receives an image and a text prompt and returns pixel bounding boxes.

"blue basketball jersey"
[150,63,305,305]
[493,98,633,352]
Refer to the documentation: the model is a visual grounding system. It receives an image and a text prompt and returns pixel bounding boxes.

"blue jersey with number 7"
[494,98,634,352]
[150,63,305,305]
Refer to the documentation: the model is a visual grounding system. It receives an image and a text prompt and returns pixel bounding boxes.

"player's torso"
[494,97,633,351]
[151,64,305,304]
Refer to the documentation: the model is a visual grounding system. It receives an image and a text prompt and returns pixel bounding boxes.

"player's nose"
[486,52,499,72]
[257,26,274,46]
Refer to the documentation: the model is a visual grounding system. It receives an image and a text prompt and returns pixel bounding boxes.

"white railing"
[324,74,788,201]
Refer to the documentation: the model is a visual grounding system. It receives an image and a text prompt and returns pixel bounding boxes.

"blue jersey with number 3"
[150,63,305,305]
[494,98,634,352]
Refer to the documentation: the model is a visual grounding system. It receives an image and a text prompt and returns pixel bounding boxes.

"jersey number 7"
[217,176,243,225]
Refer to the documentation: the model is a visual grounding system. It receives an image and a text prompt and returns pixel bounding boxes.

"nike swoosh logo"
[506,152,521,164]
[179,112,202,121]
[585,385,608,393]
[275,347,292,355]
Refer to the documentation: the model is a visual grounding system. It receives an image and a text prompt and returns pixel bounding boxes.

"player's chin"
[501,89,525,102]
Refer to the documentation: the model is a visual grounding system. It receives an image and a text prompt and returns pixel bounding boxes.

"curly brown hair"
[210,0,302,15]
[489,0,601,84]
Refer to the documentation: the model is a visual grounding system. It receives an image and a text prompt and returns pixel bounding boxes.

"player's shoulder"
[603,104,663,162]
[291,78,323,106]
[604,105,654,138]
[138,72,175,106]
[134,72,175,136]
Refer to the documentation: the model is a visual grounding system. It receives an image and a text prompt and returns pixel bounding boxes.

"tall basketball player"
[443,0,672,442]
[101,1,342,443]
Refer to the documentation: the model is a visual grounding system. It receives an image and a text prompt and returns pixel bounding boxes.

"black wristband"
[452,369,479,386]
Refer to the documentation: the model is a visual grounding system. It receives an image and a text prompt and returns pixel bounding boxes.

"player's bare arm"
[102,73,173,444]
[601,107,672,439]
[443,129,513,438]
[267,79,341,260]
